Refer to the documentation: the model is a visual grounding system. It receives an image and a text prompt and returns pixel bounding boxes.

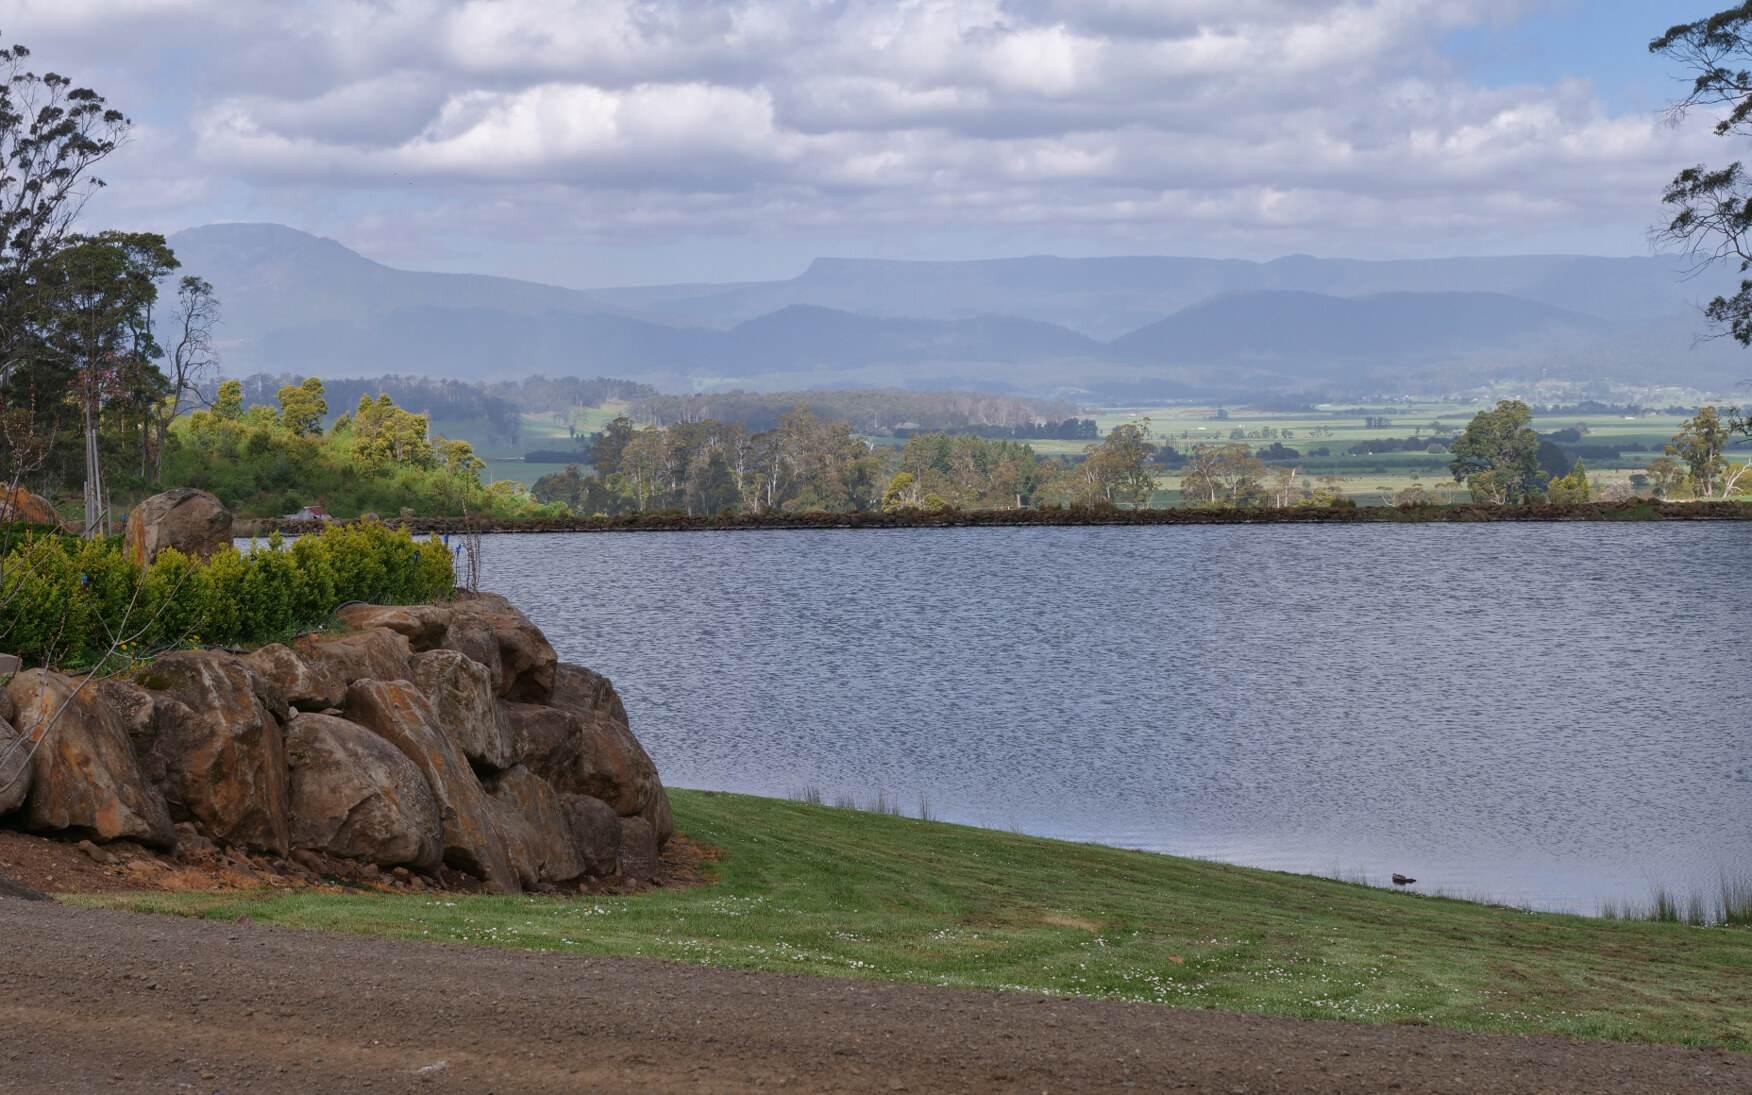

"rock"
[0,715,31,816]
[335,605,453,652]
[5,669,175,848]
[132,651,291,855]
[344,679,518,892]
[293,628,412,687]
[486,766,584,886]
[290,848,326,875]
[93,679,156,749]
[243,644,345,713]
[284,713,443,871]
[558,793,622,877]
[122,488,233,565]
[617,815,659,882]
[440,618,501,688]
[0,485,64,530]
[411,649,513,771]
[173,822,216,859]
[0,681,14,725]
[505,702,660,819]
[444,594,556,701]
[550,663,629,728]
[642,785,674,849]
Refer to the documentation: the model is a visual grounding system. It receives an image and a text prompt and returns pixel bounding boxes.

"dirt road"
[0,895,1745,1094]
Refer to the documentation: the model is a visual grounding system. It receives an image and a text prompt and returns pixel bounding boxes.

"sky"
[0,0,1733,287]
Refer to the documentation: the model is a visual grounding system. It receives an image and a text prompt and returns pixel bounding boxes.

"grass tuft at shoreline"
[79,790,1752,1051]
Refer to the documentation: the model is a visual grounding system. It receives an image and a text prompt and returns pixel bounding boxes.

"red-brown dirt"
[0,887,1748,1094]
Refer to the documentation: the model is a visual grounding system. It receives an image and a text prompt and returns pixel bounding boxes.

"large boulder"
[335,605,453,652]
[511,707,662,819]
[345,679,518,892]
[558,793,622,878]
[6,670,174,848]
[244,644,345,713]
[123,488,232,565]
[92,679,156,749]
[0,486,65,530]
[0,716,30,816]
[551,663,629,728]
[618,815,659,882]
[443,594,556,701]
[285,713,442,870]
[411,649,513,771]
[294,628,412,688]
[550,662,669,847]
[133,651,291,855]
[642,786,674,849]
[488,766,585,886]
[506,703,660,820]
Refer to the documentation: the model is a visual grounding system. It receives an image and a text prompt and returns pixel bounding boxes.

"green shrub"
[0,522,454,668]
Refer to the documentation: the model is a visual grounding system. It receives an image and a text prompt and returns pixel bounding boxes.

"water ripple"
[482,523,1752,914]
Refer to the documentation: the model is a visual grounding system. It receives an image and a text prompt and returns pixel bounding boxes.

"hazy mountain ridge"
[165,223,1746,399]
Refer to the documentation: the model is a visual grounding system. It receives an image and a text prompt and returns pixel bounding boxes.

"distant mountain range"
[164,223,1747,399]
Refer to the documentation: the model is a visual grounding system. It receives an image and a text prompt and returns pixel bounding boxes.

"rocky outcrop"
[0,486,65,530]
[285,713,442,870]
[122,488,233,565]
[0,594,671,892]
[132,651,291,855]
[6,670,175,848]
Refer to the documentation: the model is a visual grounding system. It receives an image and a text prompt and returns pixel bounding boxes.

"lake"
[479,523,1752,915]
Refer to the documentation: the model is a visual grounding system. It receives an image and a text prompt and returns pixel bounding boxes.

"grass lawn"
[80,790,1752,1051]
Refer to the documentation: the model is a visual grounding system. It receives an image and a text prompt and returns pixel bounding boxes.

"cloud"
[0,0,1722,271]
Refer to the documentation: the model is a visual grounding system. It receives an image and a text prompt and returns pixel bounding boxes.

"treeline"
[227,374,658,446]
[630,389,1076,435]
[531,412,1157,517]
[894,418,1098,441]
[168,379,552,520]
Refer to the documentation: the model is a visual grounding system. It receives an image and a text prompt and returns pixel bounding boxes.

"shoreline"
[239,498,1752,537]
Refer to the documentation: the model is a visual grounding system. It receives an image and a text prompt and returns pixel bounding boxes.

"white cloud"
[0,0,1722,265]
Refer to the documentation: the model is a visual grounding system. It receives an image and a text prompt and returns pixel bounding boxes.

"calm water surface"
[480,524,1752,914]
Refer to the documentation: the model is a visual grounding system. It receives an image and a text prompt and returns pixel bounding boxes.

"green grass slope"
[86,790,1752,1050]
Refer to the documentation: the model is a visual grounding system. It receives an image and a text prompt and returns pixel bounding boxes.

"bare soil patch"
[0,827,713,899]
[0,894,1746,1094]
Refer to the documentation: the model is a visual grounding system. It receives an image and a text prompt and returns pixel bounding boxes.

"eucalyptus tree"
[1652,9,1752,344]
[1448,401,1544,504]
[0,36,130,489]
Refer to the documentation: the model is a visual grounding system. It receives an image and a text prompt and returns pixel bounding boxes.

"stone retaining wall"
[0,593,670,892]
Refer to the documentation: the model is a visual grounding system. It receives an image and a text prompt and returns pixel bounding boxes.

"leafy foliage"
[534,412,1160,516]
[0,521,454,668]
[1449,401,1545,504]
[164,381,550,519]
[1652,7,1752,342]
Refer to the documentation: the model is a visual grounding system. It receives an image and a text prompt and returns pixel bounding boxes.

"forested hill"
[167,224,1746,399]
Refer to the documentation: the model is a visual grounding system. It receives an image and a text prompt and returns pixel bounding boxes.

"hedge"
[0,520,455,669]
